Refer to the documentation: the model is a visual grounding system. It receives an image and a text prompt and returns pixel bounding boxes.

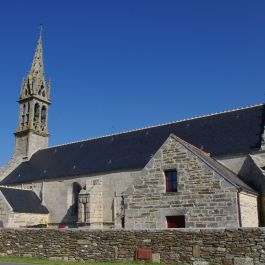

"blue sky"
[0,0,264,165]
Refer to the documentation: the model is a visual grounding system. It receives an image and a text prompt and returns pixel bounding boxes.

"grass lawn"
[0,257,180,265]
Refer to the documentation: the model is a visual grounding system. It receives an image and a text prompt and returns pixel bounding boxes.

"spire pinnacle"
[29,25,44,82]
[19,27,50,101]
[39,23,43,38]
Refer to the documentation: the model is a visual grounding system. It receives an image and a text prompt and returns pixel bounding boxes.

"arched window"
[21,104,26,126]
[34,103,40,120]
[23,104,26,114]
[41,106,47,126]
[26,80,31,96]
[38,85,46,97]
[72,182,82,216]
[33,103,40,129]
[24,102,30,126]
[24,112,28,125]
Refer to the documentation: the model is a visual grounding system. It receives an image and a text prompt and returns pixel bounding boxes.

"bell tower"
[14,27,51,159]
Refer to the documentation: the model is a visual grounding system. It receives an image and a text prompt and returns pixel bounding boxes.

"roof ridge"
[170,134,211,157]
[40,103,264,151]
[0,185,32,191]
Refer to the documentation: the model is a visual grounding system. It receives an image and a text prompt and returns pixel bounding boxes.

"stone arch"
[33,103,40,129]
[34,103,40,120]
[21,104,26,127]
[72,182,82,216]
[38,84,46,97]
[41,106,47,127]
[23,104,26,115]
[25,102,30,125]
[26,80,31,96]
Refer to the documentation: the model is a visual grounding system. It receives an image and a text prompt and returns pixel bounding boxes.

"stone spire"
[14,27,51,159]
[28,26,44,92]
[20,26,49,101]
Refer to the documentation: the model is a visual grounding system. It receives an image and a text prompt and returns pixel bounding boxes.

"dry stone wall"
[0,228,265,265]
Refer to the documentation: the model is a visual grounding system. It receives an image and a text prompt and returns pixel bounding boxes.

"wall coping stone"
[0,227,264,232]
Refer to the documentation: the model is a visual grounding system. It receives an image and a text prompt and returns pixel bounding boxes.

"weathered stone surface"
[77,239,90,244]
[239,193,259,227]
[152,253,160,263]
[222,259,233,265]
[217,247,226,252]
[234,257,254,265]
[193,245,200,257]
[193,261,209,265]
[78,178,103,228]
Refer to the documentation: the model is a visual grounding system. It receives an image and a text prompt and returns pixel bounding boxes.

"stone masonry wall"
[0,193,11,227]
[85,178,103,228]
[14,126,48,159]
[124,136,240,229]
[16,170,139,225]
[78,178,103,228]
[239,192,258,227]
[0,228,265,265]
[6,213,49,228]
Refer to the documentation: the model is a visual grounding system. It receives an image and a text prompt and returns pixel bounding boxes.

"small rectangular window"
[166,216,185,228]
[165,170,177,192]
[121,217,125,228]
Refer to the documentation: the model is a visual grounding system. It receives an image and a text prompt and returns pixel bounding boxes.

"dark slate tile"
[1,104,264,185]
[0,187,49,214]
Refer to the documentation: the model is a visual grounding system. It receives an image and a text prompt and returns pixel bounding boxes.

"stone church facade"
[0,31,264,229]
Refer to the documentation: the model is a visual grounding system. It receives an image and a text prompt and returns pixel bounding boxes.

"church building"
[0,31,264,229]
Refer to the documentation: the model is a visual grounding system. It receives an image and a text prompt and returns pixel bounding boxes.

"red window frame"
[165,170,177,192]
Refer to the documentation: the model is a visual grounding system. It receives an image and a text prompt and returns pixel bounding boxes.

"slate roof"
[0,187,49,214]
[170,134,257,193]
[1,104,265,185]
